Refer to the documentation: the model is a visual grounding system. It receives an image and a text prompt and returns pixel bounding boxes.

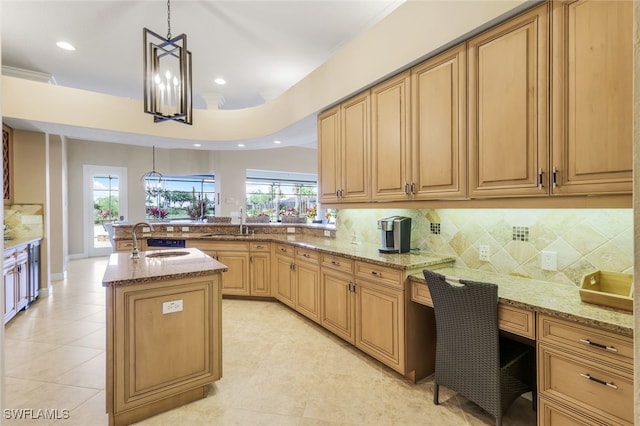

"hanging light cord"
[166,0,172,40]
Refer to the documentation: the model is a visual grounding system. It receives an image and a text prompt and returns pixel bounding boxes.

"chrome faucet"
[131,221,154,259]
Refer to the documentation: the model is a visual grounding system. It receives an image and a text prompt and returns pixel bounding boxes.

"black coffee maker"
[377,216,411,253]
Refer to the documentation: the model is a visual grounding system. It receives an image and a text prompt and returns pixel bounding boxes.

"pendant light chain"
[166,0,172,40]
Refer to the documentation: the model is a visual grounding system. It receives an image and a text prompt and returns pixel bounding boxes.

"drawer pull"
[579,338,618,353]
[303,253,310,258]
[331,260,340,266]
[371,271,382,277]
[579,373,618,389]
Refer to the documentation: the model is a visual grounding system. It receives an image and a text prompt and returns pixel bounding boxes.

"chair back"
[423,270,501,412]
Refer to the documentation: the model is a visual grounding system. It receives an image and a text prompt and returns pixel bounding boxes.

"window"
[144,174,215,221]
[245,170,320,223]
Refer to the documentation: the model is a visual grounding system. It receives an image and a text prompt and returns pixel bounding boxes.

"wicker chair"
[423,270,536,426]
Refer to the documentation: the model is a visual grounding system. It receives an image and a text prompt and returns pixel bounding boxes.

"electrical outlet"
[287,227,296,234]
[541,251,557,271]
[142,227,151,233]
[162,299,183,314]
[166,226,174,232]
[181,227,190,232]
[324,230,331,237]
[479,245,490,261]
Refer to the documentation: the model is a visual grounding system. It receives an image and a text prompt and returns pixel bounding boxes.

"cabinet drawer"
[355,261,403,290]
[538,396,607,426]
[411,281,432,306]
[274,244,294,257]
[538,344,632,425]
[499,304,535,340]
[411,282,534,339]
[115,240,134,251]
[250,242,270,252]
[296,248,319,263]
[321,254,353,274]
[538,314,632,370]
[191,241,250,252]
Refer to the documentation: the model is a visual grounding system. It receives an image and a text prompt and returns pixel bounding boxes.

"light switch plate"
[142,227,151,233]
[181,227,190,232]
[166,226,174,232]
[287,227,295,234]
[324,230,331,237]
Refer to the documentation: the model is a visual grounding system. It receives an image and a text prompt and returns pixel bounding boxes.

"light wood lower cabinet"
[294,248,320,323]
[273,244,295,308]
[354,275,405,373]
[537,314,633,426]
[107,275,221,426]
[188,241,250,296]
[320,263,355,344]
[249,242,270,297]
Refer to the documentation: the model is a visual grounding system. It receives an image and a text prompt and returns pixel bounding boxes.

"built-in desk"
[409,266,633,425]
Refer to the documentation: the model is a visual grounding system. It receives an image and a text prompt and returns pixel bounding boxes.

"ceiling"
[1,0,404,150]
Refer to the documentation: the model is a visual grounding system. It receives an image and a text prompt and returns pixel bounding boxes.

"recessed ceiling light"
[237,143,245,147]
[273,140,281,144]
[56,41,76,51]
[214,78,226,85]
[193,143,201,147]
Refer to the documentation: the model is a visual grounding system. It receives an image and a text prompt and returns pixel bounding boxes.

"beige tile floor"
[4,257,535,425]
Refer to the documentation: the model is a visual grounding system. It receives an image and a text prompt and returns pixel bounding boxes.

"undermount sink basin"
[146,251,190,258]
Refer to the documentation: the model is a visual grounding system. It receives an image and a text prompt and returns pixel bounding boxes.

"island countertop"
[102,248,227,287]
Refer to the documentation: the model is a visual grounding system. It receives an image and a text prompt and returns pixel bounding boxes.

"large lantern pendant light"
[143,0,193,124]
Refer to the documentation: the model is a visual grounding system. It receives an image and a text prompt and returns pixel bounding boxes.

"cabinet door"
[16,252,29,312]
[411,44,467,199]
[249,253,270,297]
[217,251,250,296]
[354,279,405,373]
[468,4,548,198]
[320,268,355,344]
[340,91,371,202]
[295,260,320,323]
[274,254,295,308]
[371,71,411,201]
[550,0,632,195]
[318,106,341,203]
[3,262,16,324]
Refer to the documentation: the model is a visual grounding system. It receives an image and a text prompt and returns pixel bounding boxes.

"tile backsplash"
[336,208,633,287]
[4,204,44,240]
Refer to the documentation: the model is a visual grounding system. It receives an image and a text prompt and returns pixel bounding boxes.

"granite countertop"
[409,266,633,337]
[102,248,227,287]
[4,236,43,250]
[131,232,456,271]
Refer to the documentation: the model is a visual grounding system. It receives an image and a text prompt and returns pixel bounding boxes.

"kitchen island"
[102,248,227,426]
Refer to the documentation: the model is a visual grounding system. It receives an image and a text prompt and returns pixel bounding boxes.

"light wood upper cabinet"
[318,106,341,203]
[410,43,467,200]
[550,0,632,195]
[468,4,549,198]
[371,71,411,201]
[318,92,370,203]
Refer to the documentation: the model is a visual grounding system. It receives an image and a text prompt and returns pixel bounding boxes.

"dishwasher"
[146,238,186,249]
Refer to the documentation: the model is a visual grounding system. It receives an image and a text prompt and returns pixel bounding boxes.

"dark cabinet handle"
[371,271,381,277]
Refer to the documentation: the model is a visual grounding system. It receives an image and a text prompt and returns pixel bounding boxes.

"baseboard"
[50,271,66,281]
[67,253,87,260]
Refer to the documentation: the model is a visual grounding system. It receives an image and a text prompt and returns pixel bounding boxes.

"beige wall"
[66,140,214,255]
[48,135,65,280]
[213,147,317,217]
[65,140,317,255]
[11,130,49,291]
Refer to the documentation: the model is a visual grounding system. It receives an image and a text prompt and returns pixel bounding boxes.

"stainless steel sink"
[146,251,190,258]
